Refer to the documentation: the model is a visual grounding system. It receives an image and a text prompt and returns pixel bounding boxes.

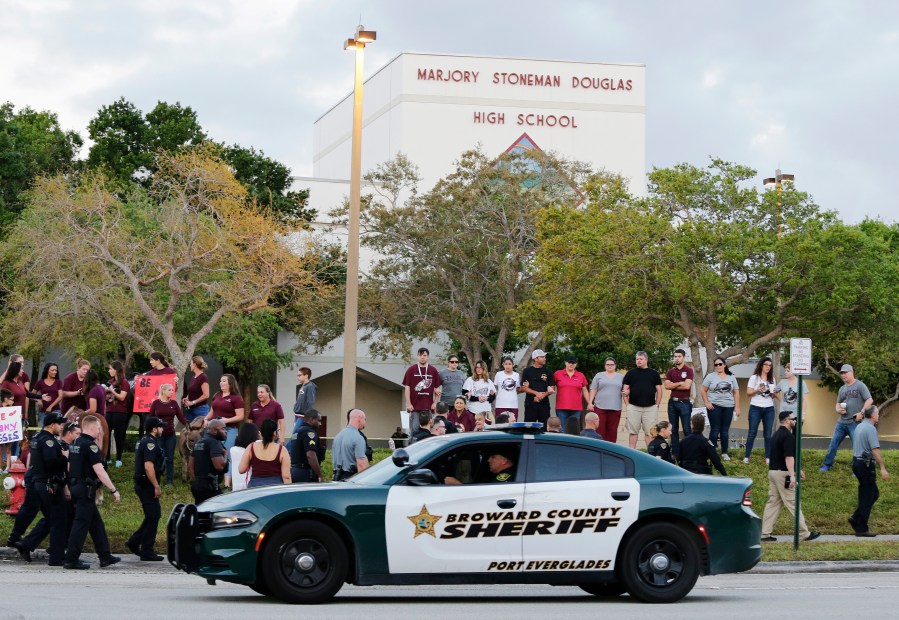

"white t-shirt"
[462,377,496,415]
[748,374,775,408]
[229,446,249,491]
[493,371,521,409]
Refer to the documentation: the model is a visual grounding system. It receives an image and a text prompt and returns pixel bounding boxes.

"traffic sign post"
[789,338,812,550]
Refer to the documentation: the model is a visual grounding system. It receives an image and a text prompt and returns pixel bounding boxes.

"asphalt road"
[0,562,897,620]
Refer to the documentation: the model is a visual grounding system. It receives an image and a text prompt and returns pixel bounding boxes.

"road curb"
[748,560,899,574]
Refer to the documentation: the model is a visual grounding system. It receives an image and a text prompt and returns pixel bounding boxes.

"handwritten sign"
[0,406,23,443]
[133,375,175,413]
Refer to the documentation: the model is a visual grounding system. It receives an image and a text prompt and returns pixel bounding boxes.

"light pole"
[341,25,376,415]
[765,169,805,549]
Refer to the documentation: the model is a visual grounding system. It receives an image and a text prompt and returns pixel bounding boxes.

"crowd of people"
[0,345,890,569]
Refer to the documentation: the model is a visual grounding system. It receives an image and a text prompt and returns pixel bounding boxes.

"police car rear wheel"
[619,523,700,604]
[263,521,348,604]
[578,581,627,597]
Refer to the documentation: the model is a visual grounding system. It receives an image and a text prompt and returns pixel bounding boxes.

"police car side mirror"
[405,469,439,486]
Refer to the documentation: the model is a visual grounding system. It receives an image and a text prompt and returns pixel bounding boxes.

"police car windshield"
[348,438,447,486]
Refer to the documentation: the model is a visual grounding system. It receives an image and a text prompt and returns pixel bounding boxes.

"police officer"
[478,450,517,483]
[189,418,228,503]
[11,412,68,565]
[678,413,727,476]
[126,416,166,561]
[64,415,121,570]
[290,409,325,483]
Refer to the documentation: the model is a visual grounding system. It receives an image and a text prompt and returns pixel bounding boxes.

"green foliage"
[354,148,593,371]
[223,144,315,224]
[0,102,82,233]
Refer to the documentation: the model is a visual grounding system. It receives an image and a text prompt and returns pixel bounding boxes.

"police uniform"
[648,435,674,463]
[127,420,166,559]
[678,432,727,475]
[65,433,116,567]
[16,420,68,565]
[190,433,227,503]
[290,423,325,483]
[480,466,515,483]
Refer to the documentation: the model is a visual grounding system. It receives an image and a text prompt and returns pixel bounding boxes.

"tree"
[0,147,335,388]
[0,102,82,233]
[86,98,205,184]
[224,144,315,224]
[527,159,859,381]
[347,148,592,372]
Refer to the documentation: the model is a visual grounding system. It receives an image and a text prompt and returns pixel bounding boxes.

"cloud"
[702,69,722,88]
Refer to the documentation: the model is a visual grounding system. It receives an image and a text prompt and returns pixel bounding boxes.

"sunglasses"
[449,360,459,364]
[714,362,724,367]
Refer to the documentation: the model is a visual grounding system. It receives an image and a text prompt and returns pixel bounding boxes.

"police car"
[167,423,760,604]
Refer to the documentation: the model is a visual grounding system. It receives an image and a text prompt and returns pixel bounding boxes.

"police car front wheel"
[261,521,349,604]
[619,523,700,604]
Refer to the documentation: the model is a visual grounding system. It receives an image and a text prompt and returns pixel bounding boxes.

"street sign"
[790,338,813,375]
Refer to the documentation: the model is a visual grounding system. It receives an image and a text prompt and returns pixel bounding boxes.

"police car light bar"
[489,422,544,433]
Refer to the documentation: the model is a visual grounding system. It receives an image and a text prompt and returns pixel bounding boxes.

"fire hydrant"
[3,460,28,515]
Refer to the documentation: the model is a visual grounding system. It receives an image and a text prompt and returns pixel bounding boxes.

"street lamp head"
[356,27,376,43]
[763,177,777,188]
[778,173,795,184]
[343,38,357,50]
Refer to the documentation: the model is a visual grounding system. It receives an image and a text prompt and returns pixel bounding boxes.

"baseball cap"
[778,410,796,422]
[144,416,166,431]
[532,349,547,360]
[566,355,578,363]
[840,364,853,373]
[43,412,68,426]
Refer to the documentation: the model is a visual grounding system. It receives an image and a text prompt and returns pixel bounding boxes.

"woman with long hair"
[701,356,741,461]
[228,422,259,491]
[248,384,286,444]
[0,366,27,472]
[205,374,245,451]
[60,358,90,414]
[33,362,63,426]
[743,356,779,464]
[462,360,496,423]
[238,419,290,488]
[181,356,210,424]
[148,383,187,487]
[83,369,106,418]
[648,420,674,463]
[493,357,521,420]
[105,361,131,468]
[447,396,476,432]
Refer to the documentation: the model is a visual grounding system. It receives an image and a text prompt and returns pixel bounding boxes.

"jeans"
[667,400,692,457]
[823,421,858,467]
[744,405,775,460]
[707,405,735,454]
[223,426,237,451]
[161,434,177,484]
[184,403,209,424]
[556,409,581,431]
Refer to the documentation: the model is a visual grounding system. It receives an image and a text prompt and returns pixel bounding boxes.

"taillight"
[742,488,752,507]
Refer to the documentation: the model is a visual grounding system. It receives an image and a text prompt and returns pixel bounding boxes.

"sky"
[2,0,897,224]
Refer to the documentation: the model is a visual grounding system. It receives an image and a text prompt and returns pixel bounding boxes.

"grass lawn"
[1,447,896,561]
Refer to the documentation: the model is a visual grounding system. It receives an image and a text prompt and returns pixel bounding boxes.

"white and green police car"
[168,423,761,604]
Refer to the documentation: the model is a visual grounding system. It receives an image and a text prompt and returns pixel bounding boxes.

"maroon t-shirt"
[1,379,27,411]
[186,372,208,402]
[666,365,695,399]
[447,409,476,432]
[34,378,63,412]
[86,384,107,417]
[61,372,86,413]
[249,399,284,427]
[402,364,442,411]
[106,378,130,414]
[149,399,187,436]
[211,392,245,425]
[20,372,31,387]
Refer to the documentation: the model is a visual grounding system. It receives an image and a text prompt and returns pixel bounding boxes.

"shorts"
[626,404,659,436]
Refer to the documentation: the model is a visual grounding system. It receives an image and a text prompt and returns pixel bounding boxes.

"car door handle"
[611,492,630,501]
[497,499,517,509]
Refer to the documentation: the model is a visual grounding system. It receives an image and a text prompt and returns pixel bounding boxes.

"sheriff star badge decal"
[407,504,442,538]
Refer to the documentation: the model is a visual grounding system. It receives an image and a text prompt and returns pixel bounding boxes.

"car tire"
[249,582,272,597]
[619,523,700,604]
[262,521,348,604]
[578,581,627,597]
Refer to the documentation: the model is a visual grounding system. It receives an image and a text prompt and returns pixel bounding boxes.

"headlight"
[210,510,258,529]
